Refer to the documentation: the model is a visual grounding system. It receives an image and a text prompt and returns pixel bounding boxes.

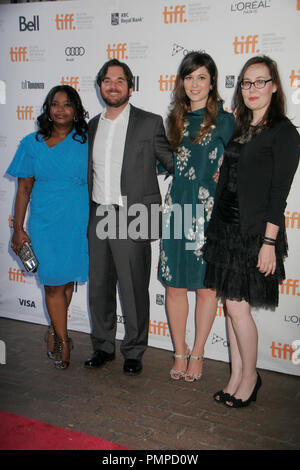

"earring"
[48,116,53,122]
[74,116,78,122]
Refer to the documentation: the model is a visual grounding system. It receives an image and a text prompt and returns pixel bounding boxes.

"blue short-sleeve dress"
[7,131,89,286]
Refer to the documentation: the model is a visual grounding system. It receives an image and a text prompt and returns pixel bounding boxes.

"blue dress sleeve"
[218,113,236,146]
[6,134,35,178]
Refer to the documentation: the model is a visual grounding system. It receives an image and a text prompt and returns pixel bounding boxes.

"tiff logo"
[149,320,169,336]
[16,105,34,120]
[60,76,80,91]
[55,13,75,30]
[285,211,300,229]
[158,74,176,91]
[10,46,28,62]
[290,69,300,88]
[280,279,300,296]
[9,268,25,283]
[270,341,294,360]
[8,215,14,229]
[163,5,187,23]
[233,34,259,54]
[106,43,128,60]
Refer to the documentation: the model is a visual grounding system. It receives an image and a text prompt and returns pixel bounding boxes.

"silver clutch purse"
[18,242,39,273]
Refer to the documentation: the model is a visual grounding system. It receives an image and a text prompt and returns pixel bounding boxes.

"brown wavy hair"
[233,55,286,137]
[167,51,222,151]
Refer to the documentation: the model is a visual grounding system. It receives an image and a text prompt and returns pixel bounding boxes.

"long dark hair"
[167,51,222,151]
[233,55,286,136]
[36,85,88,143]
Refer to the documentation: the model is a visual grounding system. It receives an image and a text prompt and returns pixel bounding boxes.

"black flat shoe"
[213,390,232,403]
[225,372,262,408]
[123,359,142,376]
[84,350,115,368]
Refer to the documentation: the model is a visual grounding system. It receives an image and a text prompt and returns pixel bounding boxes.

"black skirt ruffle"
[202,216,288,310]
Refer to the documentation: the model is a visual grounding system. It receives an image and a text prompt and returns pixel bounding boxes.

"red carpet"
[0,411,131,450]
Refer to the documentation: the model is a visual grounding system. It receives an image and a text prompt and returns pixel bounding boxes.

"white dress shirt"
[92,103,130,206]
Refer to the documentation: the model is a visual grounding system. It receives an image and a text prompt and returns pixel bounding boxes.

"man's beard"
[101,90,131,108]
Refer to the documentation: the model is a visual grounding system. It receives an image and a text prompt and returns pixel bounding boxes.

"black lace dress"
[202,127,288,310]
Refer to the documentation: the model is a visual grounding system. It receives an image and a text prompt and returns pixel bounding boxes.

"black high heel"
[225,372,262,408]
[44,326,58,360]
[213,390,232,403]
[54,338,73,370]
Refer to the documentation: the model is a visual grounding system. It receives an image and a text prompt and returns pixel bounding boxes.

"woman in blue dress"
[7,85,89,369]
[159,52,235,381]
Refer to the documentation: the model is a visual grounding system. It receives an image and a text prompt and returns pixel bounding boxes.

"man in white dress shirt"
[85,59,173,375]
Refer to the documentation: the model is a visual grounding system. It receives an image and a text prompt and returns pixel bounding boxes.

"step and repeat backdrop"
[0,0,299,375]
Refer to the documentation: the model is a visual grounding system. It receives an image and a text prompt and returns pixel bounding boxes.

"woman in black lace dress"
[202,55,299,408]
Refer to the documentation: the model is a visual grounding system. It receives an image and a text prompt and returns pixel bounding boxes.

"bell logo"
[9,268,25,283]
[280,279,300,296]
[270,341,294,361]
[16,105,34,120]
[290,70,300,88]
[9,46,28,62]
[158,74,176,91]
[19,15,39,32]
[60,76,80,91]
[55,14,75,30]
[163,5,187,23]
[233,34,260,54]
[106,43,128,60]
[285,211,300,229]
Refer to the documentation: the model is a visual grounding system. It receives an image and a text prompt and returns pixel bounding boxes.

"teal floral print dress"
[159,103,235,289]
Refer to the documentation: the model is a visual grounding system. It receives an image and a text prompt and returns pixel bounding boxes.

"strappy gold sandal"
[170,346,190,380]
[184,354,204,382]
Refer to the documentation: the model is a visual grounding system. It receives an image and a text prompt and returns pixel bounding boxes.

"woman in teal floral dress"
[159,52,235,381]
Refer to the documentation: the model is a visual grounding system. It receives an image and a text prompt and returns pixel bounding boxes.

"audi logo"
[65,46,85,56]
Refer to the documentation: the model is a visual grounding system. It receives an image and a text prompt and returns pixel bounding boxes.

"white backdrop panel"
[0,0,299,375]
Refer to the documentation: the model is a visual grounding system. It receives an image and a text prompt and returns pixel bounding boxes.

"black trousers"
[88,202,151,360]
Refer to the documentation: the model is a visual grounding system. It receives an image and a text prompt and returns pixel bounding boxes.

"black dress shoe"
[123,359,142,376]
[84,350,115,368]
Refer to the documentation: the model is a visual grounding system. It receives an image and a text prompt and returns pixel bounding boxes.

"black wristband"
[263,240,276,246]
[264,236,276,242]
